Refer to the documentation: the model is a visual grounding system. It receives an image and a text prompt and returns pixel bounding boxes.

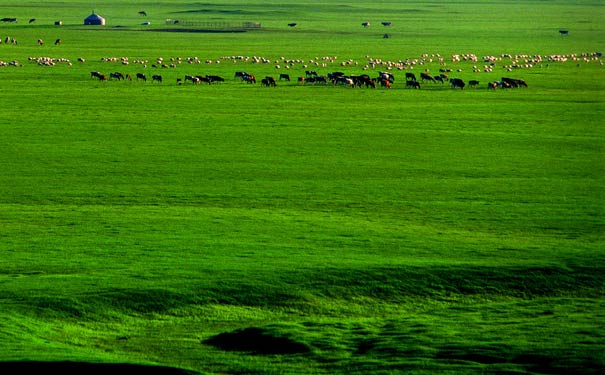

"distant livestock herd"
[89,68,527,91]
[1,48,601,90]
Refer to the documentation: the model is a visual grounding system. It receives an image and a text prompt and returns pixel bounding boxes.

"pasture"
[0,1,604,374]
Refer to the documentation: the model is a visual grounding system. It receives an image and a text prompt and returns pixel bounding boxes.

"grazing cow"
[381,21,392,27]
[501,77,527,87]
[297,77,305,84]
[196,75,212,84]
[136,73,147,82]
[497,80,512,89]
[406,80,420,89]
[261,77,276,87]
[236,72,256,84]
[405,72,417,81]
[110,72,125,80]
[327,72,345,81]
[37,39,43,46]
[488,81,498,90]
[314,76,328,84]
[54,39,61,46]
[287,23,297,27]
[176,78,182,85]
[468,80,479,87]
[450,78,465,89]
[139,11,147,16]
[206,75,224,83]
[91,71,102,79]
[279,73,290,81]
[242,74,256,84]
[380,79,391,89]
[379,71,394,83]
[559,30,569,35]
[152,74,162,83]
[434,75,444,84]
[420,72,436,83]
[29,18,36,24]
[184,75,197,84]
[362,22,370,27]
[305,70,318,78]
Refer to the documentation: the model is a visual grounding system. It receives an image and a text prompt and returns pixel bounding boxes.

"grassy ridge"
[0,1,604,374]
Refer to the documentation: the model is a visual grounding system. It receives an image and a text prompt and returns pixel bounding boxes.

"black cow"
[261,77,276,87]
[327,72,345,81]
[406,80,420,89]
[196,75,212,84]
[450,78,465,89]
[206,75,224,83]
[314,76,328,84]
[110,72,125,80]
[501,77,527,88]
[279,73,290,81]
[405,72,417,81]
[288,23,297,27]
[152,75,162,83]
[468,80,479,88]
[184,75,197,84]
[136,73,147,82]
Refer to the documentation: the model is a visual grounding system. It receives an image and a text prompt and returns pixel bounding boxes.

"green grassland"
[0,1,604,374]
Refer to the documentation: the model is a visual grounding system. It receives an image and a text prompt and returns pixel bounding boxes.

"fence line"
[165,20,261,29]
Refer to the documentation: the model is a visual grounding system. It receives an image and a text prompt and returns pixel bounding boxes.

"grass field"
[0,1,604,374]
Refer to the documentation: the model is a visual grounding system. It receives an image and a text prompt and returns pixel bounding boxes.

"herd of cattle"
[89,67,527,91]
[6,48,601,90]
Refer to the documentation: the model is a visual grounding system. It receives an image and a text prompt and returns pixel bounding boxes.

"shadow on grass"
[0,361,199,375]
[203,327,311,355]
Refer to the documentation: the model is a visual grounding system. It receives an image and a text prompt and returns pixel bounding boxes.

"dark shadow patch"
[203,327,311,355]
[436,349,508,364]
[0,361,198,375]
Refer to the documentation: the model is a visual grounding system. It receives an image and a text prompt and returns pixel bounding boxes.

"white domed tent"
[84,12,105,26]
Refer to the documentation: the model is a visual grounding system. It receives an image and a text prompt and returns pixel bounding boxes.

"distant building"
[84,12,105,26]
